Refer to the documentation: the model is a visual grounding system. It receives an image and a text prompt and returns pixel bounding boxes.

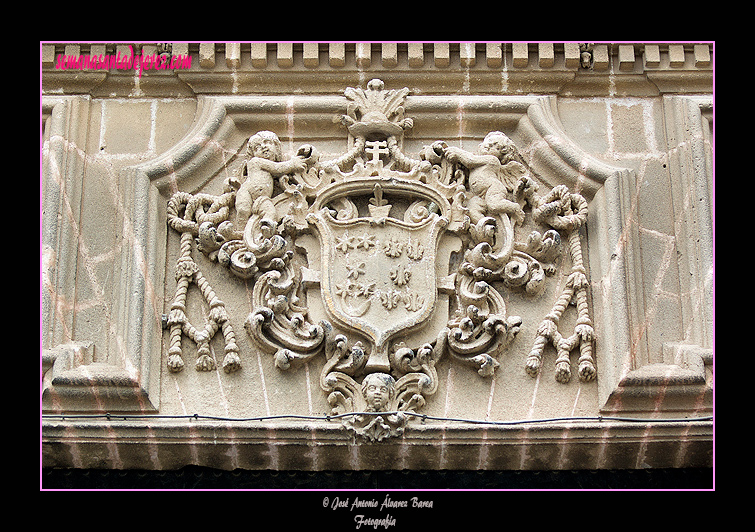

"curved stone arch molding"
[403,93,620,201]
[517,95,620,201]
[147,95,347,197]
[148,93,623,199]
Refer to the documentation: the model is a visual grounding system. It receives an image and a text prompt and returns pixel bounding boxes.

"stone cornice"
[41,42,713,97]
[42,415,713,470]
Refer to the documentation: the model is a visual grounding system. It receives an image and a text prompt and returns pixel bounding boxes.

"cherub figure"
[443,131,527,225]
[361,372,396,412]
[234,131,316,229]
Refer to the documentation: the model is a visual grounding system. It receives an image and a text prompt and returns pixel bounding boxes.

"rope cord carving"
[166,191,241,373]
[527,185,596,383]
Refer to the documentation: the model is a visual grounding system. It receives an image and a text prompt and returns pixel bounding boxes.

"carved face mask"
[367,385,388,409]
[362,374,394,410]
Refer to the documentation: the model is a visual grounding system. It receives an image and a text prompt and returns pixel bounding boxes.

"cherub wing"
[498,160,528,191]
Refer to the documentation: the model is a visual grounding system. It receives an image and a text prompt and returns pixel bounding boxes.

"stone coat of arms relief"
[164,79,595,441]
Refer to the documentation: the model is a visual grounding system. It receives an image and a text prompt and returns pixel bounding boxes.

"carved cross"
[365,140,389,164]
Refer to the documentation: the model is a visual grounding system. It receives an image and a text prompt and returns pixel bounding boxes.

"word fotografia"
[54,45,191,78]
[354,514,397,530]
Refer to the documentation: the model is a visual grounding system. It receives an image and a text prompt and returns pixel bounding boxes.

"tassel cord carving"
[166,192,241,373]
[527,186,595,383]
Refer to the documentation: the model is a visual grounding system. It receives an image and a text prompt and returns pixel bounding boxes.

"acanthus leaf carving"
[164,79,596,440]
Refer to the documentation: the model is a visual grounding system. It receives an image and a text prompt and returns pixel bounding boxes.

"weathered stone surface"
[41,42,714,473]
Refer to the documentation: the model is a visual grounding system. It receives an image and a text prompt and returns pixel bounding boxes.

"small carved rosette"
[164,79,596,441]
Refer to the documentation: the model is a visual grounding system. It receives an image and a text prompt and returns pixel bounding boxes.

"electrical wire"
[41,411,713,426]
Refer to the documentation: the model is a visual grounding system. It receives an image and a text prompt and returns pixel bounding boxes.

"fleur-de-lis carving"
[370,183,389,208]
[390,265,411,286]
[403,291,425,312]
[383,237,403,258]
[406,239,424,261]
[380,290,403,311]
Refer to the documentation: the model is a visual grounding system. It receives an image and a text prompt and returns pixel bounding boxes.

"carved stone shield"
[307,178,449,371]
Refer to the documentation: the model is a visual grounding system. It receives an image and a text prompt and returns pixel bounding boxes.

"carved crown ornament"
[164,79,596,441]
